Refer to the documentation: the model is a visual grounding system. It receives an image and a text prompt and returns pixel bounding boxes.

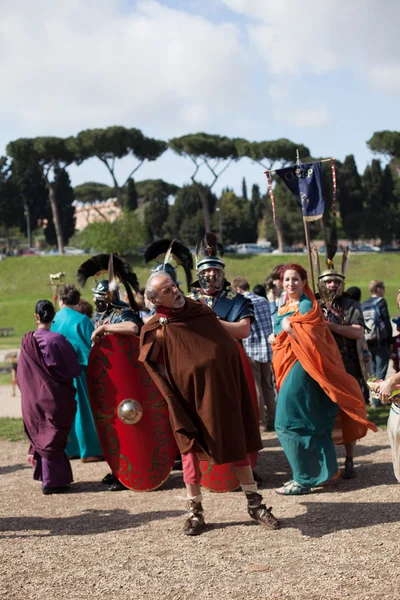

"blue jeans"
[371,344,391,380]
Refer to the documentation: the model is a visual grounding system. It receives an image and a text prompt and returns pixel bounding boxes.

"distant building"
[73,198,122,231]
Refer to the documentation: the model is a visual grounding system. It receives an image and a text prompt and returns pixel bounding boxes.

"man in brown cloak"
[139,273,280,536]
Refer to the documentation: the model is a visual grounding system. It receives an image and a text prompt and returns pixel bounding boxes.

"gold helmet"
[313,243,350,303]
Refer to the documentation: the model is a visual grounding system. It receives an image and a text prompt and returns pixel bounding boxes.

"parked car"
[381,245,400,252]
[64,246,86,255]
[16,248,39,256]
[357,244,380,253]
[237,244,272,254]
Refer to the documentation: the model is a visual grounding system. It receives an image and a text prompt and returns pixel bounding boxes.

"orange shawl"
[272,285,377,444]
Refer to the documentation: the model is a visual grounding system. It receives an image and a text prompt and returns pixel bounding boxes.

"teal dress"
[274,295,338,487]
[51,307,102,459]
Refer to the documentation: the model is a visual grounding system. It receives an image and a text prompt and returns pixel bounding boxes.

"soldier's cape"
[139,298,262,464]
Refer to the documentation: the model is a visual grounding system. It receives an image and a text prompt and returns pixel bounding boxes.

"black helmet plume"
[144,238,193,291]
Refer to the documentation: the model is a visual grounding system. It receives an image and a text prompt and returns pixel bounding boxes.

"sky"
[1,0,399,196]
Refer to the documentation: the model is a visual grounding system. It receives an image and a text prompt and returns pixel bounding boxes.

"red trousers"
[181,449,251,485]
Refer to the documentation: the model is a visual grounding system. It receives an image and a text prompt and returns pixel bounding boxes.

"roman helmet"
[313,243,350,304]
[77,254,140,315]
[144,239,194,291]
[192,233,226,295]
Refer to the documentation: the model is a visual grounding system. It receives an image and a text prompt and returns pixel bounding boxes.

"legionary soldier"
[77,253,143,341]
[188,234,254,340]
[77,253,143,490]
[314,244,369,479]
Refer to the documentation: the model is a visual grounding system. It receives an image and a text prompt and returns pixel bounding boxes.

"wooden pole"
[264,157,335,175]
[303,219,316,293]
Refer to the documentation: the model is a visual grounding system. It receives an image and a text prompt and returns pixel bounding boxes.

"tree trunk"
[197,185,211,233]
[114,186,124,210]
[48,182,64,254]
[5,228,11,254]
[265,203,285,252]
[24,202,32,249]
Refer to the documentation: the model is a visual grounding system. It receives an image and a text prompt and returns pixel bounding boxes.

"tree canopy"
[74,126,167,207]
[169,133,238,232]
[74,182,113,203]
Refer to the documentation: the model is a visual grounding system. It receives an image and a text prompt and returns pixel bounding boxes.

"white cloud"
[267,84,329,129]
[0,0,252,140]
[366,65,400,96]
[222,0,400,80]
[0,0,398,195]
[278,106,330,128]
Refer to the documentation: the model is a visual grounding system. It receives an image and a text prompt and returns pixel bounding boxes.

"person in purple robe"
[18,300,81,495]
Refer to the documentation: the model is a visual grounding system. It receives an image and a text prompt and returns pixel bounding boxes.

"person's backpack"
[361,297,387,343]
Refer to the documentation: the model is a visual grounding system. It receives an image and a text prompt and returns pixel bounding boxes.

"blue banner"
[275,161,325,220]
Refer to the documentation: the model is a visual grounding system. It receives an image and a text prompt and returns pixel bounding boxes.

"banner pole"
[303,219,316,293]
[264,157,335,176]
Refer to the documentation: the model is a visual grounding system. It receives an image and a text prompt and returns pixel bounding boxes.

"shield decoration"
[87,334,178,491]
[199,341,259,492]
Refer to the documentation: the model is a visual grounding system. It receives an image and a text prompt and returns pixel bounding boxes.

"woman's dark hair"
[35,300,55,323]
[265,265,284,290]
[272,263,284,275]
[280,263,308,281]
[265,275,274,291]
[59,284,81,306]
[74,299,94,319]
[346,286,361,303]
[253,284,267,298]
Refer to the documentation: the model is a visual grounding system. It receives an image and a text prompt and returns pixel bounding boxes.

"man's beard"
[318,280,344,304]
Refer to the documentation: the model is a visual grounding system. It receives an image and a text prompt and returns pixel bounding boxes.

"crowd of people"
[17,236,400,537]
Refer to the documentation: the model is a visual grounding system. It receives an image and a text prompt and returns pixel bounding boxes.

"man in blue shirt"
[232,277,276,431]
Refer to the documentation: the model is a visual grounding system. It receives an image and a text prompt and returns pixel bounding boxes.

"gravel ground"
[0,430,399,600]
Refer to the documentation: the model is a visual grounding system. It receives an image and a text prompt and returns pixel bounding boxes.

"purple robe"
[18,330,81,464]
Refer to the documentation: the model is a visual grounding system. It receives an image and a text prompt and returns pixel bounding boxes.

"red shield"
[200,341,259,492]
[87,334,178,491]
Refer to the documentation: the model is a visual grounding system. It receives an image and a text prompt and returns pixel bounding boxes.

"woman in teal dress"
[270,264,339,495]
[51,284,103,462]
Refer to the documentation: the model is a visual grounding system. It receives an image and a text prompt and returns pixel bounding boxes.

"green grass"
[0,418,25,442]
[367,404,391,429]
[0,253,399,349]
[0,372,12,385]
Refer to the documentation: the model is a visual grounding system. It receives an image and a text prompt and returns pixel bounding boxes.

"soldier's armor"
[319,295,369,383]
[97,302,143,329]
[188,285,254,323]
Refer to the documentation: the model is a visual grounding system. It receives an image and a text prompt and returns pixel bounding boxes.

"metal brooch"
[159,317,169,325]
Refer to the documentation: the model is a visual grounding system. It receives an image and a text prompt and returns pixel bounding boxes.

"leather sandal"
[246,492,280,529]
[183,500,205,536]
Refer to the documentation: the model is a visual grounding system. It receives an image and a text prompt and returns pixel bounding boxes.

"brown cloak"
[139,298,262,464]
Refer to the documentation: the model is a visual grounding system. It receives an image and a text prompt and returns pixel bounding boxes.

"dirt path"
[0,430,399,600]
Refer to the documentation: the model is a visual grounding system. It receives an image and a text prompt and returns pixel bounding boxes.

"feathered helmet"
[195,233,225,273]
[312,243,350,303]
[143,239,193,291]
[77,253,140,313]
[192,233,226,293]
